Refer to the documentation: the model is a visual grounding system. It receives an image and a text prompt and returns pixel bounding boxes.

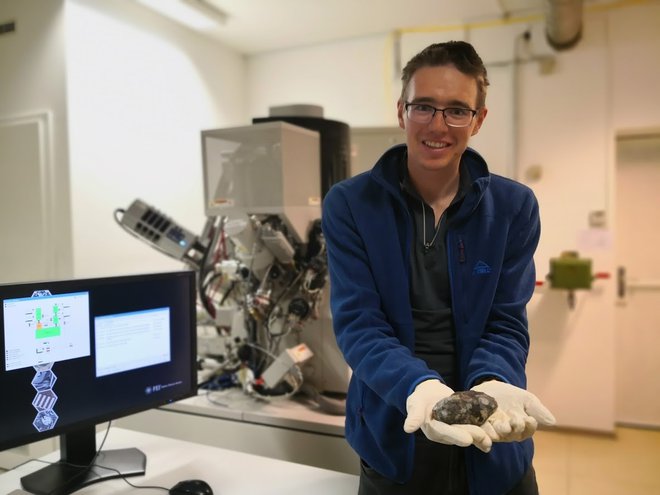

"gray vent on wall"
[1,21,16,35]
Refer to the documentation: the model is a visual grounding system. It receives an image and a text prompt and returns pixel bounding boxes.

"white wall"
[246,2,660,432]
[520,12,614,431]
[247,24,550,179]
[65,0,247,278]
[0,0,248,281]
[0,0,73,280]
[248,35,396,127]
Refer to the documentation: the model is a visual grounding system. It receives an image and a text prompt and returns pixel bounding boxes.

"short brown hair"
[400,41,489,108]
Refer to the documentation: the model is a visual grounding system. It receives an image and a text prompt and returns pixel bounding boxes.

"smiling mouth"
[423,140,450,149]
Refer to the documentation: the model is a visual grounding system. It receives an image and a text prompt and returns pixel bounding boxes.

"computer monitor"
[0,270,197,495]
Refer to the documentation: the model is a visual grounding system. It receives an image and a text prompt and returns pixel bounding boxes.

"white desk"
[0,428,359,494]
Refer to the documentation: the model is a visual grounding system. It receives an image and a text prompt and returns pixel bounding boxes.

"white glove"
[472,380,556,442]
[404,379,492,453]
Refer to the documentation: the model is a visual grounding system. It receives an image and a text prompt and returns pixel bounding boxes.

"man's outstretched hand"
[404,379,492,452]
[472,380,556,442]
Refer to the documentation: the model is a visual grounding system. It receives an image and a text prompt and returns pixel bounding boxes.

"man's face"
[397,64,487,175]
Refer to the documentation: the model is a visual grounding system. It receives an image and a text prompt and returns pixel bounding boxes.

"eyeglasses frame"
[404,102,479,128]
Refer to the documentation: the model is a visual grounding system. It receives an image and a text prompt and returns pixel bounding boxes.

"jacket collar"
[369,144,491,222]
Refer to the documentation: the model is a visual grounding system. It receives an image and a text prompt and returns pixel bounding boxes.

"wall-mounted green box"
[548,252,592,290]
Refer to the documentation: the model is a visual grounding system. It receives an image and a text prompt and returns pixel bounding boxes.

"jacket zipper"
[458,237,466,263]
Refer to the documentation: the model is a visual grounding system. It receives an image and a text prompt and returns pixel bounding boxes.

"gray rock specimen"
[431,390,498,426]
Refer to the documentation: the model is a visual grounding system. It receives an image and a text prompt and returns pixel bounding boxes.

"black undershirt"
[400,160,470,390]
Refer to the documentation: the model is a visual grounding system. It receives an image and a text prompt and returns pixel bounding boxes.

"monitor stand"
[20,426,146,495]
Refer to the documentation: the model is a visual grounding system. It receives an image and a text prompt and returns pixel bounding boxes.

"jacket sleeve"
[464,189,540,389]
[322,184,440,413]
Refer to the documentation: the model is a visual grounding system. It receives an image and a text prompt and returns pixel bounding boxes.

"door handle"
[617,266,626,299]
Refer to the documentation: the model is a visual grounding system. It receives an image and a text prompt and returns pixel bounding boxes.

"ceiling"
[137,0,622,55]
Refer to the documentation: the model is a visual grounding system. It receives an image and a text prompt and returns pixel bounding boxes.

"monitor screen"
[0,270,197,494]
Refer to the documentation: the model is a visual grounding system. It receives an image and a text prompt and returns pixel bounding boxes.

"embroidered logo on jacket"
[473,260,492,275]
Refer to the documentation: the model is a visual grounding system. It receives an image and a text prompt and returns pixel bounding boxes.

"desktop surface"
[0,428,359,495]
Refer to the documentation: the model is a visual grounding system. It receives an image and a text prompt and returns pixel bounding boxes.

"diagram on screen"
[3,290,91,433]
[3,291,91,371]
[34,303,63,336]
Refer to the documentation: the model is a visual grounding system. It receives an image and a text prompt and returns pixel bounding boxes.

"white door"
[0,113,55,283]
[615,134,660,427]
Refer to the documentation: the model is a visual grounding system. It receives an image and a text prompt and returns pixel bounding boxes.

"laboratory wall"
[0,0,73,282]
[246,2,660,431]
[0,0,249,283]
[65,0,247,278]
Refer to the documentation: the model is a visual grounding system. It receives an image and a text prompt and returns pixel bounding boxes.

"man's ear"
[397,100,405,130]
[471,107,488,136]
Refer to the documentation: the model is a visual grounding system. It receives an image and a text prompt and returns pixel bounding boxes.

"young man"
[322,41,555,495]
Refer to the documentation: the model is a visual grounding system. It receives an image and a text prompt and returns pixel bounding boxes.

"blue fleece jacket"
[321,144,540,495]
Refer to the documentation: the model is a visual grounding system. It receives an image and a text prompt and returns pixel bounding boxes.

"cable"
[264,270,305,338]
[87,465,168,493]
[7,422,170,495]
[243,342,304,400]
[204,389,232,407]
[42,423,113,495]
[197,215,229,321]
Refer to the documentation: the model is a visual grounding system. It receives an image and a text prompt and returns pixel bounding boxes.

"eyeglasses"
[404,102,478,127]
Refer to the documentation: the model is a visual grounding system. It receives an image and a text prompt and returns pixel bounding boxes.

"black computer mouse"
[169,479,214,495]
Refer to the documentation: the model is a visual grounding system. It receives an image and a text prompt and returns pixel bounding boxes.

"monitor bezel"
[0,270,198,452]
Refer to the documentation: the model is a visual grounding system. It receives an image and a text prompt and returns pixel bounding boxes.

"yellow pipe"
[383,0,653,114]
[393,0,652,36]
